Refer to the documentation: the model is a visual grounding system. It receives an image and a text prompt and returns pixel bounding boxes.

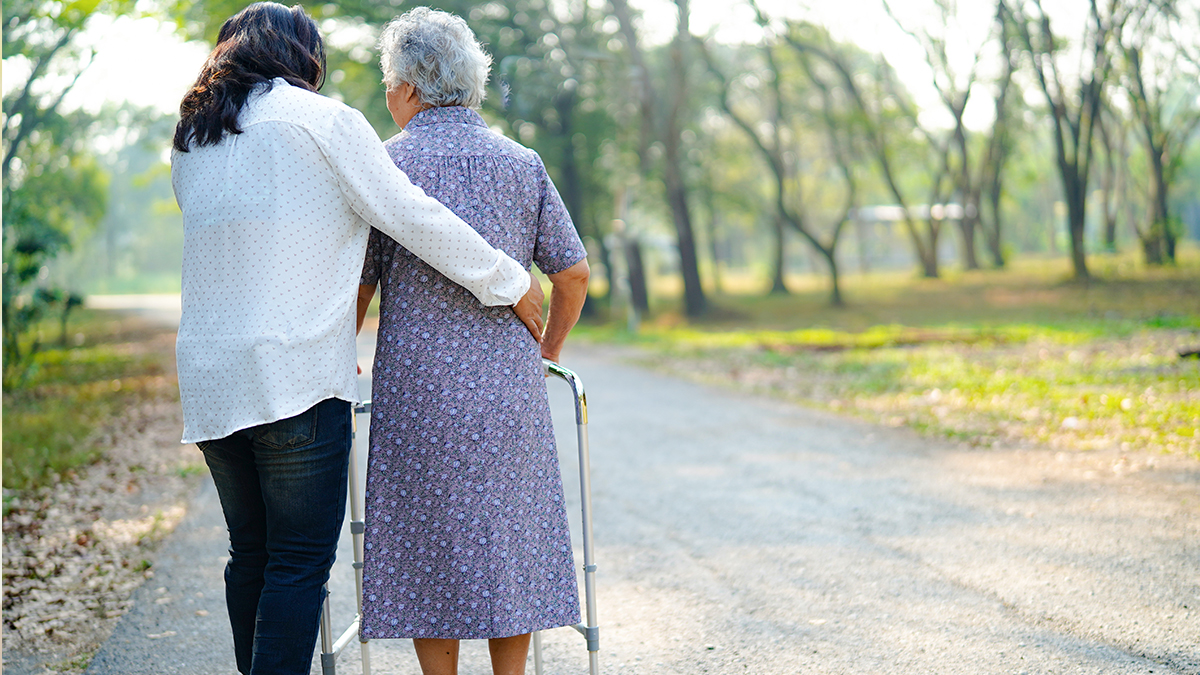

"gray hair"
[378,7,491,109]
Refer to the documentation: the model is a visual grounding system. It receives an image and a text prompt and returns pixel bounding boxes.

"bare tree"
[782,24,942,278]
[699,25,852,306]
[610,0,708,317]
[1120,3,1200,264]
[883,0,987,270]
[978,3,1021,268]
[1006,0,1136,280]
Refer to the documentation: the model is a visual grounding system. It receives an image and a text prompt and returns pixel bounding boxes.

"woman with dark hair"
[171,4,545,674]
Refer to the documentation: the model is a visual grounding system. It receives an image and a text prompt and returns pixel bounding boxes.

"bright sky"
[0,0,1085,129]
[0,14,210,115]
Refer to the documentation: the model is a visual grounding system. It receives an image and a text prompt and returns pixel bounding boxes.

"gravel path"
[85,341,1200,675]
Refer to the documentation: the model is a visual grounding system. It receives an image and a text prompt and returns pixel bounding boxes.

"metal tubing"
[332,620,360,654]
[576,418,601,675]
[532,631,544,675]
[320,591,335,674]
[319,402,373,675]
[348,404,371,675]
[542,361,600,675]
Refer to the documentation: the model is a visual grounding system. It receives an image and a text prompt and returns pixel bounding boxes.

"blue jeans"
[200,398,351,675]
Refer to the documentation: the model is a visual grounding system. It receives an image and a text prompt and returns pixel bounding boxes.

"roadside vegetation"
[577,254,1200,458]
[3,310,177,493]
[2,309,194,673]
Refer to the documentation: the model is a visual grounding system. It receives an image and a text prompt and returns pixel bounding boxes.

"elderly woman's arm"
[540,259,590,363]
[356,284,376,335]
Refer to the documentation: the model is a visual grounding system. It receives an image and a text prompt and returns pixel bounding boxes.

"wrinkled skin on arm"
[540,259,590,364]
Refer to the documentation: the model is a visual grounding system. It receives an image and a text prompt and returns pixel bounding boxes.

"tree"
[2,0,140,380]
[699,23,854,306]
[610,0,708,317]
[782,23,941,278]
[884,0,986,270]
[1120,2,1200,264]
[1007,0,1136,280]
[1094,102,1130,253]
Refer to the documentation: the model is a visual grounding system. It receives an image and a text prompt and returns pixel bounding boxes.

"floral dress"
[358,106,586,640]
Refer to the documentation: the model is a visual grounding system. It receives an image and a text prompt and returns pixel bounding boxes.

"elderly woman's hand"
[513,271,545,342]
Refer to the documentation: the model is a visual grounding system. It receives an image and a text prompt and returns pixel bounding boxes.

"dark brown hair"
[174,3,325,152]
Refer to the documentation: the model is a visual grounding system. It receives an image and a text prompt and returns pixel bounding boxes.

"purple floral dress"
[358,106,585,640]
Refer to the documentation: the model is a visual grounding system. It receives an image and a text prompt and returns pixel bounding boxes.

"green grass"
[2,310,177,491]
[576,252,1200,457]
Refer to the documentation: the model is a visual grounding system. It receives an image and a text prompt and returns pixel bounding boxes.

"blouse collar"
[407,106,487,129]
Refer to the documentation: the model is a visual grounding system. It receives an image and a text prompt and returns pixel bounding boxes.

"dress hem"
[359,613,582,641]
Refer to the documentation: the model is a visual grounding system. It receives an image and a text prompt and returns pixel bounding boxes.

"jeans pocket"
[255,407,318,451]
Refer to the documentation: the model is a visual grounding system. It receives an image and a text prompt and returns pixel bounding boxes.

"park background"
[3,0,1200,671]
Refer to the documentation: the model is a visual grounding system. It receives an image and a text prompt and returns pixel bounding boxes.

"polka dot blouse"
[170,79,529,443]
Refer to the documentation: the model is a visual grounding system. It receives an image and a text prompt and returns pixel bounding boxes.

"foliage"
[1,0,186,383]
[2,110,106,384]
[8,0,1198,331]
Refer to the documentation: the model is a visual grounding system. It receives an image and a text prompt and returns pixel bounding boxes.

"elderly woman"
[354,8,590,675]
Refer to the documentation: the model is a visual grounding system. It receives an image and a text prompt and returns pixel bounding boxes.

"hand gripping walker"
[318,359,600,675]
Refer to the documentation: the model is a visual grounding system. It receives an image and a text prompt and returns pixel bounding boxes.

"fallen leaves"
[2,399,200,674]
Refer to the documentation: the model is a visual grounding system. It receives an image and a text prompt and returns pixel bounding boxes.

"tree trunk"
[1101,165,1118,254]
[1141,232,1163,265]
[769,215,788,295]
[1164,220,1178,261]
[1064,173,1091,279]
[819,244,843,306]
[956,212,980,270]
[919,244,939,278]
[984,192,1006,267]
[952,112,980,271]
[662,154,707,315]
[624,237,650,314]
[1147,143,1170,265]
[701,174,723,295]
[661,0,706,317]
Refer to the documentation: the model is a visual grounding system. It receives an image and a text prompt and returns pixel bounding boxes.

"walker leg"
[320,588,336,675]
[575,418,601,674]
[542,361,601,675]
[349,404,371,675]
[532,630,544,675]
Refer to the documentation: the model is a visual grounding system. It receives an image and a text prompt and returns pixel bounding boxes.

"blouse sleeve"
[316,106,528,306]
[360,227,384,286]
[531,156,587,275]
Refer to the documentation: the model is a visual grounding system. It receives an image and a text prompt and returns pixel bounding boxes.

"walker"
[319,359,600,675]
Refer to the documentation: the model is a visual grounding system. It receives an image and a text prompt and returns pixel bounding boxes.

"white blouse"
[171,79,529,443]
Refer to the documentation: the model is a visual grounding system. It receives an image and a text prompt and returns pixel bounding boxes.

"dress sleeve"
[531,155,587,275]
[360,227,384,286]
[317,106,528,306]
